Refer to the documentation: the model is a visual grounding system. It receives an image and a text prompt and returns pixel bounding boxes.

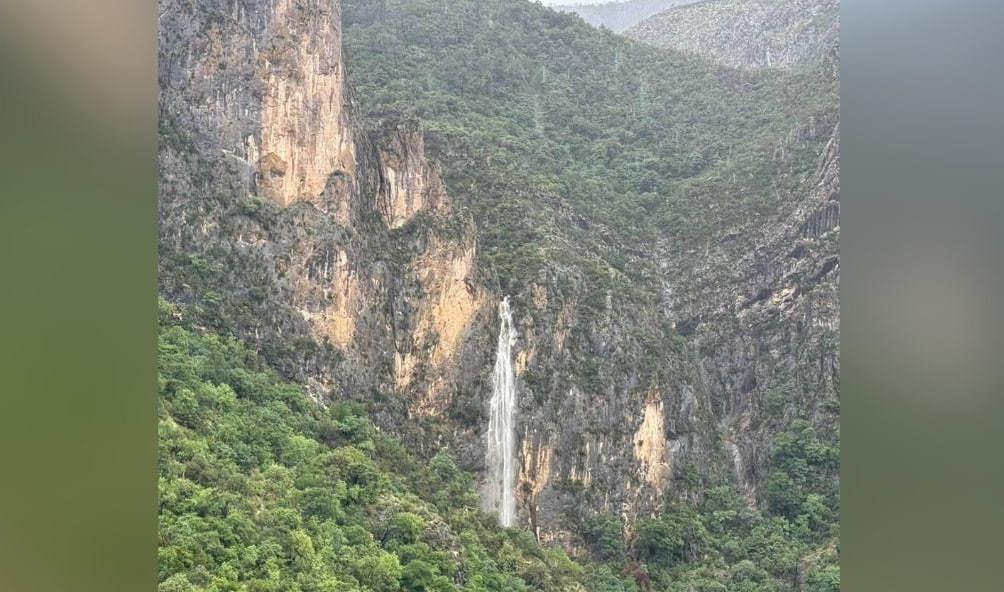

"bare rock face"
[160,0,357,210]
[253,0,356,207]
[374,121,448,228]
[394,233,490,417]
[634,393,673,488]
[159,0,490,419]
[298,246,362,350]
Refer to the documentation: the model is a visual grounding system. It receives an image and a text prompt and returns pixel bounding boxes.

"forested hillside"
[549,0,702,32]
[158,0,839,590]
[342,0,834,287]
[158,301,616,592]
[627,0,840,70]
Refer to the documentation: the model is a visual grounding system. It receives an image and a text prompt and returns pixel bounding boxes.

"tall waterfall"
[485,296,517,527]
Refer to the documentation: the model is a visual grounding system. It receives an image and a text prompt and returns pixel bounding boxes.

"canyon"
[159,0,839,572]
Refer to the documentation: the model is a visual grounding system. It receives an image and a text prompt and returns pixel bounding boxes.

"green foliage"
[804,563,840,592]
[608,485,839,592]
[764,420,839,529]
[609,416,840,591]
[583,514,627,562]
[764,470,802,519]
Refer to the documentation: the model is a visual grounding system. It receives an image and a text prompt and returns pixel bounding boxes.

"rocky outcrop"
[300,247,360,349]
[159,0,357,210]
[627,0,840,71]
[253,0,356,207]
[374,121,448,228]
[634,393,673,488]
[395,235,490,416]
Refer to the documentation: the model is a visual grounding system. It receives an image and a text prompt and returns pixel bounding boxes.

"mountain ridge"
[627,0,840,71]
[550,0,703,32]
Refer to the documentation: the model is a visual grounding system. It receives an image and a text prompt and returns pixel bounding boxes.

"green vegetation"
[568,473,838,591]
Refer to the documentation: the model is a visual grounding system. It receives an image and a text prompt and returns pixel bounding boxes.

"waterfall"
[485,296,517,527]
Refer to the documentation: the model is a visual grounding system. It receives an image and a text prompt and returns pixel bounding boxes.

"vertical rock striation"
[374,121,447,228]
[159,0,490,419]
[254,0,356,207]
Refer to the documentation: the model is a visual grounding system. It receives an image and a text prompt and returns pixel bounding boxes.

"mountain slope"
[627,0,840,70]
[159,0,839,589]
[550,0,702,32]
[341,0,837,531]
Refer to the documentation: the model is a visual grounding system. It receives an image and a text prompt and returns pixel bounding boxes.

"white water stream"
[485,296,517,526]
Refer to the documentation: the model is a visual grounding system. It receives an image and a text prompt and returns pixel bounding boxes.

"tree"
[803,564,840,592]
[584,514,626,562]
[353,552,402,592]
[765,470,802,519]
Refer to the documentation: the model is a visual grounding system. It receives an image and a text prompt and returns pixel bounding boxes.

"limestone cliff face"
[393,234,490,417]
[634,394,673,489]
[374,122,448,229]
[160,0,357,212]
[253,0,356,207]
[299,246,361,350]
[159,0,489,420]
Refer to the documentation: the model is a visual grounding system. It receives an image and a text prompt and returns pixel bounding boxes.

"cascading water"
[485,296,517,527]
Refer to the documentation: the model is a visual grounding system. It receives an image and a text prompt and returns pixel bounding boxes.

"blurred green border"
[842,1,1004,590]
[0,2,157,591]
[1,1,1003,591]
